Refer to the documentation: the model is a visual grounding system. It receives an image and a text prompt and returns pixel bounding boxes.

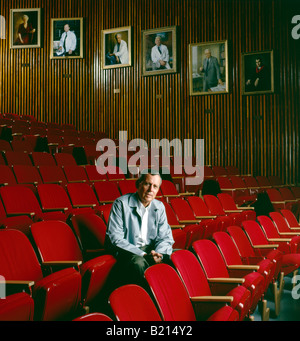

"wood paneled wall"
[0,0,299,184]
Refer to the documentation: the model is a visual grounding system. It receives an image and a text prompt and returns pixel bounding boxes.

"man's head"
[256,58,262,67]
[136,171,162,207]
[64,24,70,32]
[204,49,211,59]
[155,36,162,46]
[115,34,122,44]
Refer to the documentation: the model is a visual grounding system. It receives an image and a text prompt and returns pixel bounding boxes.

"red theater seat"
[242,220,300,278]
[0,229,82,321]
[30,220,116,308]
[192,239,267,319]
[144,263,239,321]
[0,292,34,321]
[109,284,162,321]
[94,181,121,204]
[171,249,250,321]
[70,214,107,257]
[0,185,67,223]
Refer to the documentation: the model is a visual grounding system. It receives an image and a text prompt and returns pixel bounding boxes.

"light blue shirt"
[105,192,174,257]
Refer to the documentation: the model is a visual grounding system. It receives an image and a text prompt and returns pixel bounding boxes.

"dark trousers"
[112,246,172,291]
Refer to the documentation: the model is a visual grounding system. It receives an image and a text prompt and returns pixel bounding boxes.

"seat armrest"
[178,219,201,224]
[1,280,35,295]
[268,238,291,242]
[227,264,260,271]
[196,215,217,219]
[208,277,245,284]
[170,225,185,229]
[252,244,279,249]
[190,295,234,303]
[278,232,300,236]
[73,204,96,208]
[42,261,82,272]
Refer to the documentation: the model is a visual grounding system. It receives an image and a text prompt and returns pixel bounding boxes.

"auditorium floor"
[253,273,300,321]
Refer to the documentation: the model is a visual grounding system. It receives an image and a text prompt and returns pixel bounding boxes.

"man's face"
[64,24,70,32]
[155,37,161,46]
[116,35,122,44]
[205,51,211,59]
[137,174,161,207]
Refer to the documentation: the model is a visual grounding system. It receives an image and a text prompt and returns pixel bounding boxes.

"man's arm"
[106,199,145,257]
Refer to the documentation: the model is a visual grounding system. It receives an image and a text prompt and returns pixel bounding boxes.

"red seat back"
[227,226,256,259]
[109,284,162,321]
[213,231,243,265]
[170,197,196,221]
[171,249,212,297]
[257,215,280,238]
[85,165,107,182]
[54,153,77,166]
[242,220,269,245]
[94,181,121,203]
[37,184,73,211]
[31,220,83,262]
[0,165,17,186]
[71,214,107,250]
[192,239,229,278]
[144,264,196,321]
[187,196,212,217]
[67,182,99,207]
[280,209,300,228]
[270,211,295,233]
[0,229,43,281]
[160,180,179,196]
[0,185,42,216]
[217,193,238,210]
[203,194,225,216]
[63,165,89,183]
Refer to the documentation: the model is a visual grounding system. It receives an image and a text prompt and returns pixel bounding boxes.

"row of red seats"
[0,177,299,321]
[74,209,300,321]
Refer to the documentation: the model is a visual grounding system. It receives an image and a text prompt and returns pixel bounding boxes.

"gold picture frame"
[10,8,41,49]
[50,17,83,59]
[189,40,228,95]
[142,26,177,76]
[242,50,274,95]
[101,26,132,69]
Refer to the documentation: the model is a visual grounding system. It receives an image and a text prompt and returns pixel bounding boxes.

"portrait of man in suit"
[189,40,228,95]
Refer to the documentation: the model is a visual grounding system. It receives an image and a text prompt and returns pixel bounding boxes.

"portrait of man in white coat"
[102,26,131,69]
[151,35,171,70]
[51,18,83,59]
[142,26,177,76]
[106,33,129,65]
[55,24,77,56]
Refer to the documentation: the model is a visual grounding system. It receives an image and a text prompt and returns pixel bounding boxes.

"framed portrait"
[50,18,83,59]
[10,8,41,49]
[101,26,132,69]
[189,40,228,96]
[142,26,177,76]
[241,50,274,95]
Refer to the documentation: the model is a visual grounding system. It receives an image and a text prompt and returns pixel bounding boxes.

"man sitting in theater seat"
[105,170,174,289]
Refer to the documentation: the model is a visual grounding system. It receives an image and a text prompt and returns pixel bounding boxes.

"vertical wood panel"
[0,0,299,185]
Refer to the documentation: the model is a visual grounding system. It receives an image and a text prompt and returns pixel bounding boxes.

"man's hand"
[150,250,163,264]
